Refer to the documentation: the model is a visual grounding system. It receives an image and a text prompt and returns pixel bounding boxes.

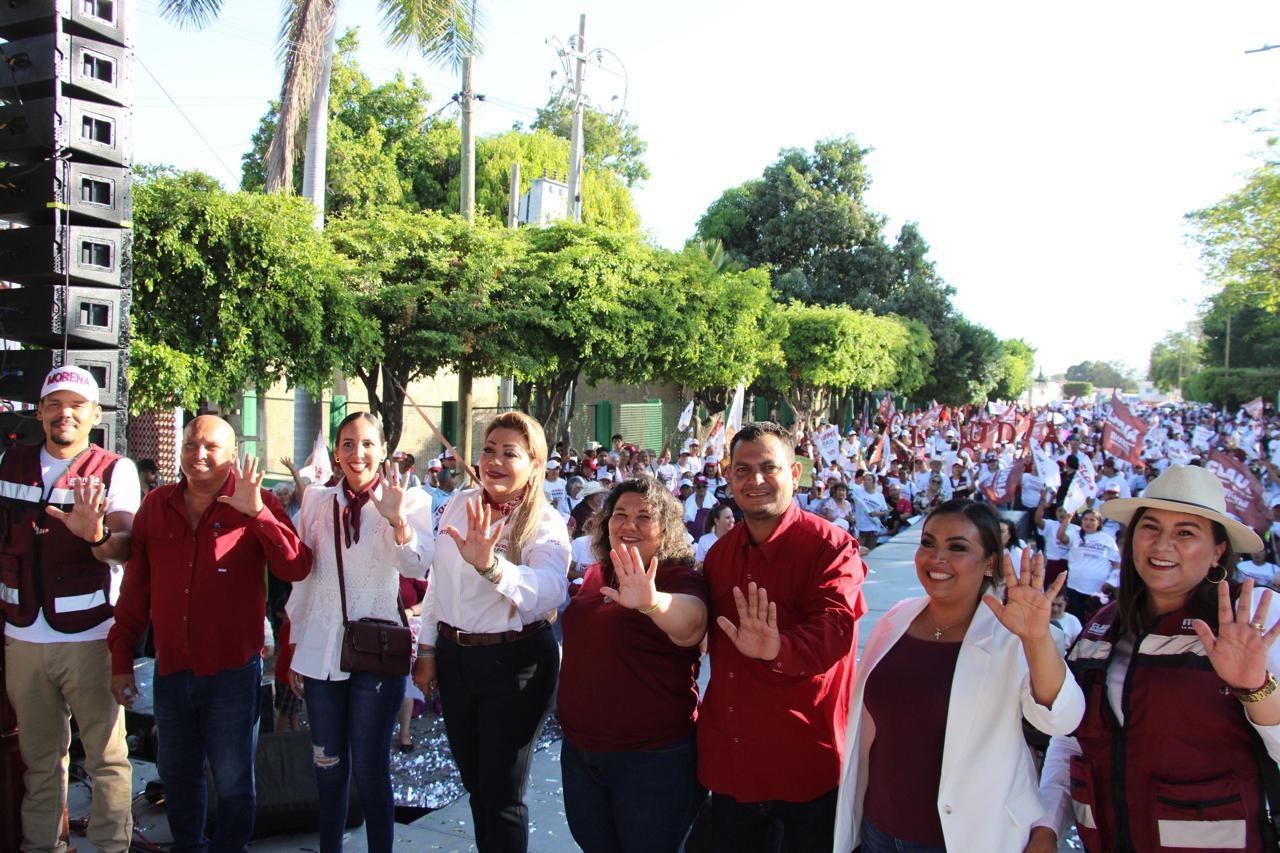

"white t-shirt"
[655,463,680,487]
[570,534,595,569]
[1040,518,1076,562]
[4,449,141,644]
[851,488,888,534]
[1239,560,1280,587]
[1066,531,1121,595]
[1020,472,1045,509]
[695,531,719,564]
[1049,611,1084,656]
[543,478,569,519]
[683,491,717,522]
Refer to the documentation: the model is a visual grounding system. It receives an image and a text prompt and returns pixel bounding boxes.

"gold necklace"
[924,610,969,641]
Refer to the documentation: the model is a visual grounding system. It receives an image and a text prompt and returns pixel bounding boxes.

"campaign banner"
[677,399,695,431]
[917,402,943,432]
[1245,397,1265,420]
[867,430,891,473]
[1206,448,1270,531]
[1063,453,1097,516]
[726,383,745,436]
[1032,440,1062,493]
[815,424,842,465]
[1101,395,1149,467]
[983,457,1026,506]
[1015,414,1033,444]
[1192,425,1215,452]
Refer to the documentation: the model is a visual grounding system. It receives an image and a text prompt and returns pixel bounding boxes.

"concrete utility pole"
[456,5,478,478]
[565,14,587,222]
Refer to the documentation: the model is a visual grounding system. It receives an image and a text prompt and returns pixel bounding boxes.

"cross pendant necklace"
[925,611,966,640]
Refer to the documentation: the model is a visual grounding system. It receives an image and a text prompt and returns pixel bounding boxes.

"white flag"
[677,399,696,432]
[726,383,745,435]
[297,429,331,485]
[1063,452,1097,516]
[1032,440,1061,492]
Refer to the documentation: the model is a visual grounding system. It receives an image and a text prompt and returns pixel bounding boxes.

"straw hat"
[1100,465,1263,553]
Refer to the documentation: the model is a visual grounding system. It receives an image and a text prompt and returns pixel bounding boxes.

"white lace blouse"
[419,488,571,647]
[285,481,435,681]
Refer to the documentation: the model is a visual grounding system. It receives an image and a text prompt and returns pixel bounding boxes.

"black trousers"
[436,624,559,853]
[708,787,838,853]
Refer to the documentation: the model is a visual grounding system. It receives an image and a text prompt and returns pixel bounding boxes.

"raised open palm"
[1193,579,1279,691]
[717,581,780,661]
[984,549,1067,641]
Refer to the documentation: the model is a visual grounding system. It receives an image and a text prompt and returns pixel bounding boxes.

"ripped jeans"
[303,673,405,852]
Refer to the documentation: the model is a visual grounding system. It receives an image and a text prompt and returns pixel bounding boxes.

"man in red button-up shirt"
[700,421,866,852]
[108,415,311,851]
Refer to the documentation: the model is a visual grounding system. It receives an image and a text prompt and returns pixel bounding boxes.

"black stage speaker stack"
[0,0,133,454]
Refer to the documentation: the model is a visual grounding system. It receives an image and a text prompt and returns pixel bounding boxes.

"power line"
[135,55,241,183]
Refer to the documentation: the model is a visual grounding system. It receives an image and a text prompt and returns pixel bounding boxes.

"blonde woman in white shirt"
[412,411,570,853]
[284,412,435,853]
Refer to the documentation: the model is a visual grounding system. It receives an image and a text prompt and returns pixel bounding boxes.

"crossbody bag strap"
[334,493,410,629]
[332,496,350,628]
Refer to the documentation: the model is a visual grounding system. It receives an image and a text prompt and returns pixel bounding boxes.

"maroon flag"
[1015,413,1033,444]
[983,457,1026,505]
[1206,448,1270,532]
[916,401,943,432]
[1245,397,1264,420]
[1101,394,1149,467]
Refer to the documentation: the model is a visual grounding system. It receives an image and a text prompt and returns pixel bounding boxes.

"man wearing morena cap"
[1,366,140,852]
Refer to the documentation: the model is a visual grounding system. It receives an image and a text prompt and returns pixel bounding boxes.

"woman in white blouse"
[411,412,570,853]
[284,412,435,853]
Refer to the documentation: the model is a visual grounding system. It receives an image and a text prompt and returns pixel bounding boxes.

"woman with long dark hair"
[1034,465,1280,852]
[834,499,1083,851]
[285,412,435,852]
[558,476,709,852]
[412,412,570,852]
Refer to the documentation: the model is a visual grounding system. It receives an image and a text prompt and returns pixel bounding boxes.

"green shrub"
[1182,368,1280,408]
[1061,381,1093,398]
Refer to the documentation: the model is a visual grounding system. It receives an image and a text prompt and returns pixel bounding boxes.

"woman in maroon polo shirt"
[559,476,710,852]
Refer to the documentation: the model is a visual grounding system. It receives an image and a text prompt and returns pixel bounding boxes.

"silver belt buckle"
[454,627,474,647]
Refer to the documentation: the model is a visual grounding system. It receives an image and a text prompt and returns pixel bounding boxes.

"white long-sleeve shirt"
[285,481,435,681]
[419,488,570,647]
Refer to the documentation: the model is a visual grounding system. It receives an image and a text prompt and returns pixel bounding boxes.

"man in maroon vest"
[1,366,140,853]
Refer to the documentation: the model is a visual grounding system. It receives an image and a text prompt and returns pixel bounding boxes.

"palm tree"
[160,0,479,222]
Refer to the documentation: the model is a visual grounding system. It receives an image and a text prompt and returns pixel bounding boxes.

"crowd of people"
[5,365,1280,852]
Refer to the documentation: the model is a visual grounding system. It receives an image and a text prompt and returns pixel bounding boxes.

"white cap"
[546,460,561,470]
[40,366,98,403]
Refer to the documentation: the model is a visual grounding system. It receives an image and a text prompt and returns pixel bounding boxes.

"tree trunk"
[300,18,337,228]
[541,368,579,440]
[380,366,407,453]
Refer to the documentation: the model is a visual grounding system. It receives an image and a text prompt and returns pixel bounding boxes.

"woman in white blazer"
[833,499,1085,852]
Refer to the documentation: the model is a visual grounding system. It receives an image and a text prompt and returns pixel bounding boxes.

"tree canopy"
[1065,360,1137,392]
[129,169,374,412]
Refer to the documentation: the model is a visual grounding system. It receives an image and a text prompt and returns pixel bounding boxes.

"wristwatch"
[1234,671,1278,704]
[90,526,112,547]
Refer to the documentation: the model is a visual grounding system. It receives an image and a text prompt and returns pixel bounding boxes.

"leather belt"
[438,620,548,648]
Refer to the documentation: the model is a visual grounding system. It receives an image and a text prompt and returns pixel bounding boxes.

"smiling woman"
[834,499,1082,852]
[1038,465,1280,853]
[412,412,571,852]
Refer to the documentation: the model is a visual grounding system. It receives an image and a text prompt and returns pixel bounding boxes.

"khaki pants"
[3,636,132,853]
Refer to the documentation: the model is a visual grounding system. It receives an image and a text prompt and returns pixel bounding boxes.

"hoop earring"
[1207,564,1227,585]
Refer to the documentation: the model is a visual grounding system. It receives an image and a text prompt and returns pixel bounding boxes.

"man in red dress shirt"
[108,415,311,851]
[699,421,866,851]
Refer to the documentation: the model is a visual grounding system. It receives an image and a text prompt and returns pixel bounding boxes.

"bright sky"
[130,0,1280,377]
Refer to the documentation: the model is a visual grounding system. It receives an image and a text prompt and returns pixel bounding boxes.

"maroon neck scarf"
[481,488,523,519]
[340,474,381,547]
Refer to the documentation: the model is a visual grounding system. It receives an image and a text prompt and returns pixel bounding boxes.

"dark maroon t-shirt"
[862,633,961,847]
[558,560,709,752]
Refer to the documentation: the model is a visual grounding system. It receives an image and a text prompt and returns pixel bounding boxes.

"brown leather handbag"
[332,497,412,677]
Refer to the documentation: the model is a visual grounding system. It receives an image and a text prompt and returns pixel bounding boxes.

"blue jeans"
[858,818,947,853]
[561,734,705,853]
[153,654,262,853]
[303,672,405,853]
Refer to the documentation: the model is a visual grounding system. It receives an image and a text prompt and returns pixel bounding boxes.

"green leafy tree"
[915,318,1004,405]
[1187,157,1280,314]
[326,207,534,450]
[1066,360,1136,392]
[1061,380,1094,399]
[990,338,1036,401]
[758,303,923,432]
[510,223,683,437]
[130,169,374,412]
[1183,367,1280,408]
[1148,328,1203,392]
[695,137,891,305]
[1200,292,1280,371]
[532,95,650,187]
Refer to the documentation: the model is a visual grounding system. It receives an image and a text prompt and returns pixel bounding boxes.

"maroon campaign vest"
[0,444,120,633]
[1067,600,1273,852]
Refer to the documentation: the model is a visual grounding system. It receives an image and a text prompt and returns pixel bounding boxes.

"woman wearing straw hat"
[1033,465,1280,853]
